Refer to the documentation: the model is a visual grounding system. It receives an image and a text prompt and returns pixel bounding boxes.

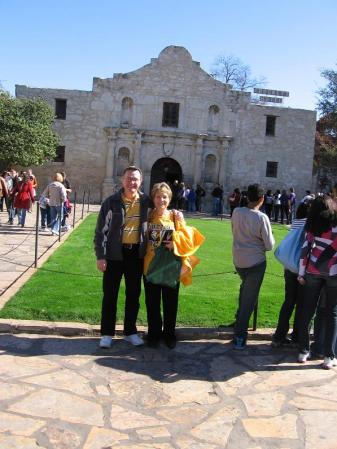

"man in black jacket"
[94,166,151,348]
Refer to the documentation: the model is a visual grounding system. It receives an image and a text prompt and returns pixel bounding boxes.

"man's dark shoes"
[145,334,160,348]
[271,337,297,348]
[164,336,177,349]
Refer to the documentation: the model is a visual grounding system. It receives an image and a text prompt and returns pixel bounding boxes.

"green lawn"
[0,214,288,328]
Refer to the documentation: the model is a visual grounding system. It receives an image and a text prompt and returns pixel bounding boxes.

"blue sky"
[1,0,337,112]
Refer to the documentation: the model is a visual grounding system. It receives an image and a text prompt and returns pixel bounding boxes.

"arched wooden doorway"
[150,158,182,190]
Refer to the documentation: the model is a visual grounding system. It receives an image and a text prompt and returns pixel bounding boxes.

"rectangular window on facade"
[266,115,276,136]
[162,102,179,127]
[54,145,65,163]
[55,99,67,119]
[266,161,278,178]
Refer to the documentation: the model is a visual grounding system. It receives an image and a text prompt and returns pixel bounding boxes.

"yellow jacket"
[173,221,205,285]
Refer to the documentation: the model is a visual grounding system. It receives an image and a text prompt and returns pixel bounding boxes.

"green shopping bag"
[146,246,182,288]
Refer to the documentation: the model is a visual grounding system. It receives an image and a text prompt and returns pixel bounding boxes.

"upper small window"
[121,97,133,126]
[54,145,65,162]
[266,161,278,178]
[162,102,179,128]
[266,115,276,136]
[55,99,67,120]
[208,105,220,132]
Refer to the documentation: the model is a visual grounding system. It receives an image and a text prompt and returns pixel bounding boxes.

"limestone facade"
[16,46,316,211]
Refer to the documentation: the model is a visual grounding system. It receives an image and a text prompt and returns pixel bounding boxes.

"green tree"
[315,65,337,167]
[0,90,59,168]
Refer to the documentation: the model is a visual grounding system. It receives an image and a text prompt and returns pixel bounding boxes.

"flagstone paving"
[1,208,337,448]
[0,333,336,449]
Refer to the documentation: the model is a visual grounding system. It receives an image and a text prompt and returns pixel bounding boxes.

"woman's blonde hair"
[54,172,64,182]
[151,182,172,201]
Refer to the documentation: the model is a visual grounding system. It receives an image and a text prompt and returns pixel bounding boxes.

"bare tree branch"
[211,54,266,91]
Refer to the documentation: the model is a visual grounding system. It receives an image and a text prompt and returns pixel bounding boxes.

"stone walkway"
[1,333,337,449]
[1,207,337,448]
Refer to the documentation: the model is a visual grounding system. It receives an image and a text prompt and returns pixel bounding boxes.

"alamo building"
[16,46,316,211]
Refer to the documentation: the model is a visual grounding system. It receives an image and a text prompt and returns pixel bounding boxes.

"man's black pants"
[101,247,143,336]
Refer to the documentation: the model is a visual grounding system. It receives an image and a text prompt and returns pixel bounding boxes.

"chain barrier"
[0,254,285,280]
[0,228,36,257]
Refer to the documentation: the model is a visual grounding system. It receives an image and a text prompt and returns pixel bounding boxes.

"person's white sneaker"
[99,335,113,348]
[322,357,337,370]
[124,334,144,346]
[298,351,311,363]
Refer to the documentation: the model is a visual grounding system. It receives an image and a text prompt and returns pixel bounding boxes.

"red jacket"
[13,181,35,210]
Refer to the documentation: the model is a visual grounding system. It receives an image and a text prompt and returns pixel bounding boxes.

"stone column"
[218,139,229,189]
[102,128,118,200]
[193,136,204,186]
[133,130,143,168]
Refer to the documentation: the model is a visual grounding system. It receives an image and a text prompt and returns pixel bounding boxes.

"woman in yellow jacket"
[144,182,205,349]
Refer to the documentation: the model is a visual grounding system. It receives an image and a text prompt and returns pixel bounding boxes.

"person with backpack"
[297,196,337,369]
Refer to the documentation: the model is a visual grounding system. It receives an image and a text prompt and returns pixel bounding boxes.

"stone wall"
[15,46,316,210]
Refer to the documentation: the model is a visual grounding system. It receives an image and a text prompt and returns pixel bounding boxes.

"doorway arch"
[150,158,183,190]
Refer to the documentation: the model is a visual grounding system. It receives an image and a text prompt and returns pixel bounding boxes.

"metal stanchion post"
[34,203,40,268]
[72,191,77,228]
[58,211,61,242]
[81,191,86,220]
[87,189,90,213]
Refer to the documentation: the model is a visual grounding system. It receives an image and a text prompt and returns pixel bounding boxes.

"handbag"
[274,225,305,273]
[146,246,182,288]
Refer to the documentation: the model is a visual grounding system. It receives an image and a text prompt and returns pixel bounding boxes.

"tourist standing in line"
[296,196,337,369]
[11,172,35,227]
[231,184,275,349]
[273,189,281,222]
[195,184,205,212]
[0,172,8,213]
[187,186,196,212]
[61,171,72,231]
[5,169,18,225]
[42,173,67,235]
[288,187,296,223]
[211,183,223,216]
[272,201,312,348]
[94,166,151,348]
[228,188,241,217]
[280,189,290,225]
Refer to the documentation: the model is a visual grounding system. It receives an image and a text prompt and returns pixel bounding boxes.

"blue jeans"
[6,197,15,223]
[49,205,63,233]
[187,200,196,212]
[298,274,337,358]
[17,208,27,226]
[212,197,220,216]
[234,261,266,339]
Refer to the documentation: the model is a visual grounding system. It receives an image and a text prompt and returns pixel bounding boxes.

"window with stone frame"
[265,115,276,136]
[55,99,67,120]
[266,161,278,178]
[204,154,216,182]
[121,97,133,126]
[208,105,220,132]
[54,146,65,163]
[162,102,179,128]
